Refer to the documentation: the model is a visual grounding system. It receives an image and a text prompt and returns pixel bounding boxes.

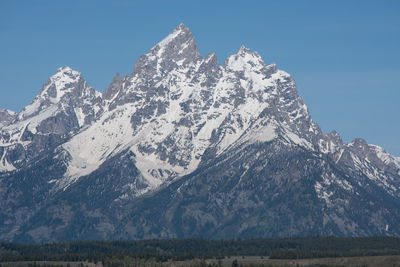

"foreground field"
[1,237,400,266]
[207,255,400,267]
[1,255,400,267]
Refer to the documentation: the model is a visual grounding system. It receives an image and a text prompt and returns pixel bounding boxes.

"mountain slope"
[115,136,400,239]
[0,24,399,242]
[0,67,102,172]
[59,24,321,195]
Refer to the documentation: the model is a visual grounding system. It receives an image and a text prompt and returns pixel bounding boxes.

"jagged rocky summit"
[1,24,400,242]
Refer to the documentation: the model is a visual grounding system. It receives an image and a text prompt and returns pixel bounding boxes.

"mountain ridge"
[0,24,399,242]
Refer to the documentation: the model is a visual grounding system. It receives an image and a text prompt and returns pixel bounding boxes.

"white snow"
[74,107,86,127]
[346,149,398,196]
[0,104,59,146]
[283,126,314,150]
[62,46,313,196]
[224,47,278,93]
[9,26,398,205]
[314,171,354,206]
[149,23,191,63]
[335,149,344,164]
[226,47,262,72]
[318,138,339,154]
[62,104,137,186]
[243,123,277,144]
[314,181,333,207]
[370,144,400,169]
[5,109,16,116]
[19,98,41,119]
[18,67,82,120]
[0,149,15,172]
[350,152,363,169]
[156,26,183,49]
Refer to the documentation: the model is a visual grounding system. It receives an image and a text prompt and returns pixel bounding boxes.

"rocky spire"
[133,23,202,77]
[103,73,122,101]
[18,67,87,120]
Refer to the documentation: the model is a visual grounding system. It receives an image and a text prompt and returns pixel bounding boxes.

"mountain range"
[1,24,400,242]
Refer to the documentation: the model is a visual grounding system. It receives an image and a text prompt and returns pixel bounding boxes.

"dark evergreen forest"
[1,237,400,264]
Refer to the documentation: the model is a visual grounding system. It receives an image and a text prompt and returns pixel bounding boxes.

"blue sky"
[0,0,399,155]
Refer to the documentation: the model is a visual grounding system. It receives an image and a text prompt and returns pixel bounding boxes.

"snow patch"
[74,107,86,127]
[0,149,15,172]
[62,104,136,186]
[283,126,313,150]
[245,124,277,144]
[370,144,400,169]
[314,181,333,206]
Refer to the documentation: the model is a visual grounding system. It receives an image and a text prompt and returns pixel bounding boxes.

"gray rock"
[1,24,399,242]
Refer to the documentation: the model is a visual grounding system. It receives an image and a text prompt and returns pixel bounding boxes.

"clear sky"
[0,0,399,155]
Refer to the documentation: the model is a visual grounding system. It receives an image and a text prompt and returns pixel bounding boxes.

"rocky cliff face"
[0,24,399,242]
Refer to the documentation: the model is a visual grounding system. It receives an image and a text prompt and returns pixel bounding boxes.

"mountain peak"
[56,66,73,72]
[53,66,83,81]
[173,23,190,36]
[176,23,188,30]
[3,24,400,242]
[103,73,122,101]
[134,24,201,76]
[151,23,196,53]
[236,46,263,60]
[39,66,83,97]
[237,45,252,55]
[18,67,87,120]
[224,46,266,72]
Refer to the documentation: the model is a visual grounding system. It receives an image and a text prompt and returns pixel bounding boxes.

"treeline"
[1,236,400,263]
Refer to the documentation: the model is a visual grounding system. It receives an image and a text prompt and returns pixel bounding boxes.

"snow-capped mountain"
[0,24,399,242]
[0,67,102,171]
[58,24,320,194]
